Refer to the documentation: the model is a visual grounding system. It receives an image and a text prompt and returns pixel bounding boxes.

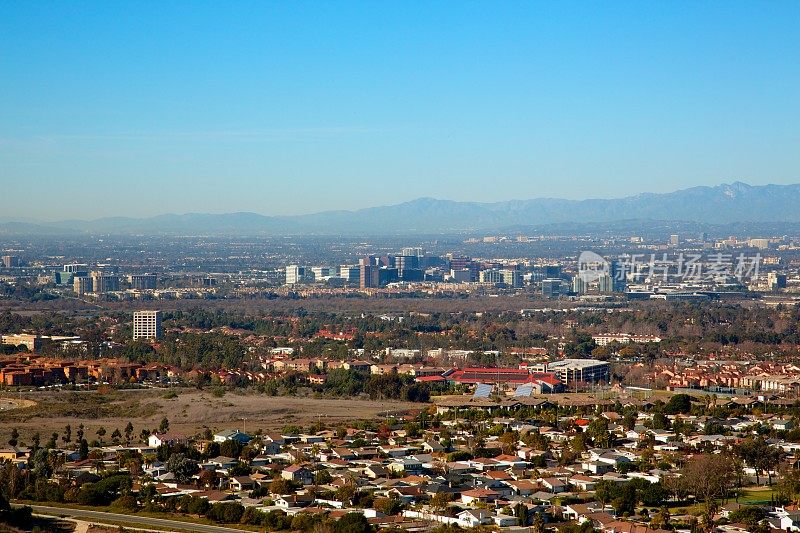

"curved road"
[22,504,245,533]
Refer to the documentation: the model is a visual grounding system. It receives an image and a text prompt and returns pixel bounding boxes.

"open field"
[0,396,36,411]
[0,389,422,443]
[738,487,779,504]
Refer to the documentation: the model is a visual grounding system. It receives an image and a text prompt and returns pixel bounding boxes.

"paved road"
[22,504,245,533]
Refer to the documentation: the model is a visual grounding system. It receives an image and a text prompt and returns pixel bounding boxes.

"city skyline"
[2,2,799,219]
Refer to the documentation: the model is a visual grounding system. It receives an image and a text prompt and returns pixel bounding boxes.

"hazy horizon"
[0,180,791,223]
[2,2,799,220]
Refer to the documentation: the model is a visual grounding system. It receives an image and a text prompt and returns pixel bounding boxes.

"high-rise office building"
[598,274,614,293]
[479,269,503,284]
[310,266,334,280]
[133,310,163,341]
[130,274,157,290]
[1,256,19,268]
[91,272,119,293]
[768,272,787,290]
[339,265,360,284]
[609,260,626,292]
[544,265,562,279]
[669,234,680,246]
[541,278,562,299]
[572,276,587,295]
[73,276,93,296]
[360,264,379,288]
[285,265,305,285]
[395,255,419,271]
[64,264,88,273]
[401,247,424,258]
[501,269,523,288]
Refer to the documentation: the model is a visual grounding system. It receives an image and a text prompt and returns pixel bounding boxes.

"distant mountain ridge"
[3,182,800,236]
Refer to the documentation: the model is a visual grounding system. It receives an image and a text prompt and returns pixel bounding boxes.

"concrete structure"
[450,269,472,283]
[592,333,662,346]
[310,266,334,280]
[64,264,88,273]
[572,276,587,295]
[1,256,19,268]
[768,272,787,290]
[535,359,610,384]
[285,265,305,285]
[1,334,42,352]
[339,265,360,283]
[91,272,119,293]
[73,276,93,296]
[360,264,379,288]
[133,310,163,341]
[130,274,157,290]
[541,278,562,299]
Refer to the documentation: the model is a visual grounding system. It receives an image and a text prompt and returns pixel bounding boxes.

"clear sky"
[1,1,799,220]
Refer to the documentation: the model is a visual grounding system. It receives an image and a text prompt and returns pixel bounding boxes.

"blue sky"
[1,1,799,220]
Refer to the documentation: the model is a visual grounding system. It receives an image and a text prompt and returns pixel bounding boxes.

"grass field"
[738,487,779,504]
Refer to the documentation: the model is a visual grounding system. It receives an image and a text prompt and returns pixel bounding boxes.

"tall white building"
[285,265,305,285]
[310,266,333,280]
[339,265,360,283]
[133,311,163,341]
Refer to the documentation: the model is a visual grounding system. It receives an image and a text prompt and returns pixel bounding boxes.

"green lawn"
[738,487,779,504]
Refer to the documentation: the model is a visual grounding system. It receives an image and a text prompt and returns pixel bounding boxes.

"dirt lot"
[0,389,423,444]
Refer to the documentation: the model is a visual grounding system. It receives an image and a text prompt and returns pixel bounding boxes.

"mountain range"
[3,182,800,236]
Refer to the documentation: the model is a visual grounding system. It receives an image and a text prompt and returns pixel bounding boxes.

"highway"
[22,504,247,533]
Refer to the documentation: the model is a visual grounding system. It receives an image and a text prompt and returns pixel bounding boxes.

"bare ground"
[0,389,422,443]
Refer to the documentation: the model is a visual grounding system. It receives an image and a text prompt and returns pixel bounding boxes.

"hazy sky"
[1,1,799,220]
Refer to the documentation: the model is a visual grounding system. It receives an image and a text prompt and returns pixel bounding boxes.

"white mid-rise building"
[133,310,163,341]
[285,265,305,285]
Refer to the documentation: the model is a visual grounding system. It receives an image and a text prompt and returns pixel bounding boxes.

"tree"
[63,424,72,445]
[373,496,403,516]
[682,453,736,528]
[124,422,134,445]
[166,453,198,484]
[779,466,800,505]
[532,512,545,533]
[314,469,332,485]
[587,417,611,448]
[430,491,453,512]
[159,417,170,434]
[8,428,19,447]
[664,393,692,415]
[111,428,122,444]
[96,427,107,442]
[206,501,245,523]
[333,513,373,533]
[269,476,290,495]
[729,506,766,526]
[79,439,89,460]
[514,503,529,526]
[595,480,615,507]
[736,437,783,485]
[650,507,671,530]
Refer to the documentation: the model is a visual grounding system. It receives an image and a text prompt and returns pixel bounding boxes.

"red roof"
[416,375,447,382]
